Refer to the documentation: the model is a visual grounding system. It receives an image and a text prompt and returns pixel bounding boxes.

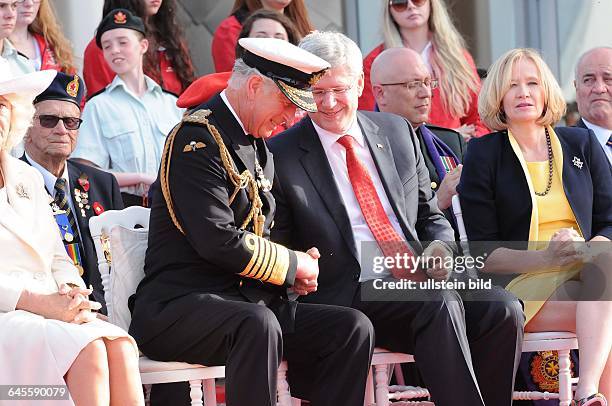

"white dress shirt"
[312,119,405,281]
[582,119,612,166]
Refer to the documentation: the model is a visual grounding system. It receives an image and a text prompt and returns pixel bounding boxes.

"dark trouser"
[138,293,374,406]
[352,285,524,406]
[461,286,525,406]
[121,192,147,207]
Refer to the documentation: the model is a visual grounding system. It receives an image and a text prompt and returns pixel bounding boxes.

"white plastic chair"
[89,206,296,406]
[452,195,579,406]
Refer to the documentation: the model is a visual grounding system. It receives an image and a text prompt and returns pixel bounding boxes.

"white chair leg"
[364,367,375,406]
[374,364,390,406]
[277,361,292,406]
[202,378,217,406]
[393,364,405,386]
[188,379,203,406]
[558,349,573,406]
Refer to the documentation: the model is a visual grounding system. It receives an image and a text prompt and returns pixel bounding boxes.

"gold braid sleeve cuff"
[240,233,291,286]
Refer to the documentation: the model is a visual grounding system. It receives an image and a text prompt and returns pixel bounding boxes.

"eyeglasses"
[311,83,355,99]
[379,78,438,91]
[37,115,82,130]
[389,0,427,12]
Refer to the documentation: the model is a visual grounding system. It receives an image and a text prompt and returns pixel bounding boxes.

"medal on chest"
[254,160,272,192]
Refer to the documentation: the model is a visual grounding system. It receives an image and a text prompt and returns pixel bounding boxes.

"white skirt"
[0,310,138,406]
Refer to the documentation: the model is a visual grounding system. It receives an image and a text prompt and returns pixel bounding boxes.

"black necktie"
[54,178,80,242]
[607,133,612,149]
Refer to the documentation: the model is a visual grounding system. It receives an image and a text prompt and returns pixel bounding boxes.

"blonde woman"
[360,0,487,140]
[0,64,143,406]
[9,0,75,72]
[459,48,612,406]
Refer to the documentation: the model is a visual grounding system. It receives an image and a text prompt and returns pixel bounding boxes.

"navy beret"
[34,72,84,109]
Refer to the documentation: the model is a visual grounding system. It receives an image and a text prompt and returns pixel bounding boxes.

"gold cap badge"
[66,75,79,97]
[114,11,127,24]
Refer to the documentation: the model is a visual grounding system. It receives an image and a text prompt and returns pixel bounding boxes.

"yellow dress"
[505,133,583,324]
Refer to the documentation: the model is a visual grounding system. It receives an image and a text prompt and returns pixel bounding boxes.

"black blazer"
[22,157,123,310]
[269,112,454,306]
[458,127,612,244]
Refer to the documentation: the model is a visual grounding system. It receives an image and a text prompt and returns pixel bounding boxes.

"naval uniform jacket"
[129,94,298,343]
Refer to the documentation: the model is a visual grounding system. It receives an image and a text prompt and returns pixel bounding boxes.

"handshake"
[292,247,320,296]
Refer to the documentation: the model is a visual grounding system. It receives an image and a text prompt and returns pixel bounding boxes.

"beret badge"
[66,75,79,98]
[114,11,127,24]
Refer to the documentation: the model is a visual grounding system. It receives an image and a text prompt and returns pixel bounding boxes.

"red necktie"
[338,135,424,280]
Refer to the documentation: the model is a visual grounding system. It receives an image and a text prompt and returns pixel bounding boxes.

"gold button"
[431,181,437,189]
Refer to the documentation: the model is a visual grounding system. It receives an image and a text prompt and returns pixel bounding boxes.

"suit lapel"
[0,152,43,254]
[298,119,358,259]
[557,130,590,238]
[68,161,90,240]
[357,113,407,224]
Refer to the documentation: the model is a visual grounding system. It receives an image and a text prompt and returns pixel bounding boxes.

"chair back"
[89,206,150,331]
[451,195,480,278]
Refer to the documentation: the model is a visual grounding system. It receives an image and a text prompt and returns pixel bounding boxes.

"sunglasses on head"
[389,0,428,12]
[37,115,83,130]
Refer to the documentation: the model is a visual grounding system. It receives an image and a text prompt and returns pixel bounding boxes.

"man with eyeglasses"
[269,31,524,406]
[22,72,124,312]
[371,47,465,212]
[574,46,612,166]
[0,0,33,76]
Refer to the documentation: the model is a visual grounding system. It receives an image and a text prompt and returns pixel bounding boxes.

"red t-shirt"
[360,43,488,137]
[82,38,183,98]
[211,15,242,73]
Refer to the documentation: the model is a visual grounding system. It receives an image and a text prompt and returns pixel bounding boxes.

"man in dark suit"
[269,31,524,406]
[23,72,123,311]
[370,47,466,211]
[129,38,374,406]
[575,46,612,166]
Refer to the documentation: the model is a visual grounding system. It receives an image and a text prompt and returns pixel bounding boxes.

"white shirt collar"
[107,74,162,95]
[311,117,364,150]
[582,118,611,145]
[220,90,248,135]
[1,38,17,57]
[25,152,69,197]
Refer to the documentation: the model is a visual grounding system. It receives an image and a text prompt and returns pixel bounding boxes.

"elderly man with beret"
[23,72,123,312]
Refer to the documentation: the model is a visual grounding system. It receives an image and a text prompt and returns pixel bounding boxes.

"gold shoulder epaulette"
[160,108,266,237]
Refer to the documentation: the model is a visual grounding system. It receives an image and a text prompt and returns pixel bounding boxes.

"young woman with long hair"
[9,0,75,73]
[360,0,487,140]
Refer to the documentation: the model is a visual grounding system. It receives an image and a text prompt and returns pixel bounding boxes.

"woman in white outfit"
[0,62,144,406]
